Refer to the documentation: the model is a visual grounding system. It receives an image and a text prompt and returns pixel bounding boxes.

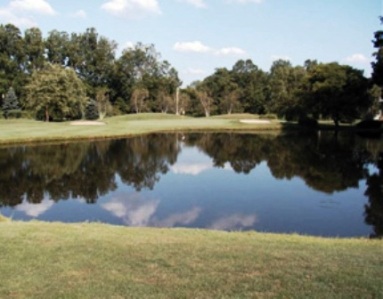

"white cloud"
[345,53,368,64]
[215,47,246,56]
[9,0,56,15]
[179,0,207,8]
[271,55,291,61]
[16,199,54,217]
[0,8,36,27]
[228,0,263,4]
[0,0,56,27]
[71,9,87,19]
[101,0,161,19]
[174,41,247,57]
[173,41,212,53]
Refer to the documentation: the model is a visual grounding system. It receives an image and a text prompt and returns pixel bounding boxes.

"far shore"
[0,113,381,145]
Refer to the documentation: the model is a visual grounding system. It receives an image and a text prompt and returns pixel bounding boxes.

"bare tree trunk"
[45,106,49,122]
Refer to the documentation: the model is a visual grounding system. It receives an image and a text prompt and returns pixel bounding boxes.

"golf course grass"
[0,113,283,145]
[0,221,382,298]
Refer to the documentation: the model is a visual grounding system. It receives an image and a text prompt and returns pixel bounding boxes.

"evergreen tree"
[2,87,20,118]
[85,99,99,120]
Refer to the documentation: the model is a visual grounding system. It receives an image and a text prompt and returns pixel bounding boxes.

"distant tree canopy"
[0,22,376,123]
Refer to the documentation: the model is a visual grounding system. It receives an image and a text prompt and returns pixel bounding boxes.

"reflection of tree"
[115,134,180,191]
[1,132,382,237]
[186,132,371,193]
[364,152,383,238]
[186,133,270,174]
[0,134,180,206]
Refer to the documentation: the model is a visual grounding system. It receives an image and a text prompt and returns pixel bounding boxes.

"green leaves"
[24,64,87,121]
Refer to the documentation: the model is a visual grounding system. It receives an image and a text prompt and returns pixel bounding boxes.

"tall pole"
[175,87,180,115]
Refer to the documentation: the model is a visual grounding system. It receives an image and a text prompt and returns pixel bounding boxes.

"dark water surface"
[1,132,382,238]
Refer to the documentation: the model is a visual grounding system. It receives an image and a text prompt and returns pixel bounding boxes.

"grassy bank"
[0,113,283,145]
[0,221,382,298]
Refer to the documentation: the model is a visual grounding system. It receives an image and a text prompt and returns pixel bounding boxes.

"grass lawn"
[0,221,382,298]
[0,113,283,144]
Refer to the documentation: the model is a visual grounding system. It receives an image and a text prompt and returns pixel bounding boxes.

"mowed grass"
[0,221,382,298]
[0,113,282,144]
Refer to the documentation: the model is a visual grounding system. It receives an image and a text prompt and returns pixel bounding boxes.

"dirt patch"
[239,119,271,124]
[70,121,106,126]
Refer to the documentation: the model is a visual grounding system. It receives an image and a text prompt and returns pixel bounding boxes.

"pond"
[0,132,382,238]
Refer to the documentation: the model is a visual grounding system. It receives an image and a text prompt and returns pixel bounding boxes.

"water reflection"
[0,132,382,238]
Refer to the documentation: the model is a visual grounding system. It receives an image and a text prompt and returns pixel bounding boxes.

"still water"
[0,132,382,238]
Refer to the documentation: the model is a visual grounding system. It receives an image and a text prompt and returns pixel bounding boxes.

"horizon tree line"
[0,19,382,125]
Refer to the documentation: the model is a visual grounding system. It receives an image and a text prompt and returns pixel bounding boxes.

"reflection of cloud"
[171,163,213,175]
[102,193,159,226]
[153,207,201,227]
[102,194,202,228]
[16,199,54,217]
[210,214,257,230]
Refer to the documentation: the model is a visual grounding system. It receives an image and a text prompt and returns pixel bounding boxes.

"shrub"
[7,110,29,119]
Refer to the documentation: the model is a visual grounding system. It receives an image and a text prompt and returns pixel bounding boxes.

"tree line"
[0,19,382,125]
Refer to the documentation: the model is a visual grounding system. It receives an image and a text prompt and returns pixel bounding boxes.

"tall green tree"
[0,24,26,96]
[45,30,70,65]
[305,62,369,127]
[266,60,305,120]
[231,59,268,114]
[372,17,383,90]
[24,64,87,121]
[24,27,45,72]
[202,68,241,115]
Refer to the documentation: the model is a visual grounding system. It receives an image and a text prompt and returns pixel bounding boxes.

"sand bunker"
[239,119,271,124]
[70,121,106,126]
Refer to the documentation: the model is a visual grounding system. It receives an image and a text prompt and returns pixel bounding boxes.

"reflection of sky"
[16,198,54,217]
[102,193,159,226]
[209,214,257,231]
[101,191,202,228]
[170,147,232,175]
[0,137,373,237]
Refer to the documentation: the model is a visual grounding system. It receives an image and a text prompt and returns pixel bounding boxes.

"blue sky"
[0,0,382,85]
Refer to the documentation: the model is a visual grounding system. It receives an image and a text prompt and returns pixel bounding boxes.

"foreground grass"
[0,113,283,144]
[0,221,382,298]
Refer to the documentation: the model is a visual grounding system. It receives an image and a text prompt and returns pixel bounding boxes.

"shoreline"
[0,114,381,146]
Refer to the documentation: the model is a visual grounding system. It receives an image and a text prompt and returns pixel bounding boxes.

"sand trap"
[70,121,106,126]
[240,119,271,124]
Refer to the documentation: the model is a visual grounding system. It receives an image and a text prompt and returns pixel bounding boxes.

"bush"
[298,117,318,128]
[7,110,31,119]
